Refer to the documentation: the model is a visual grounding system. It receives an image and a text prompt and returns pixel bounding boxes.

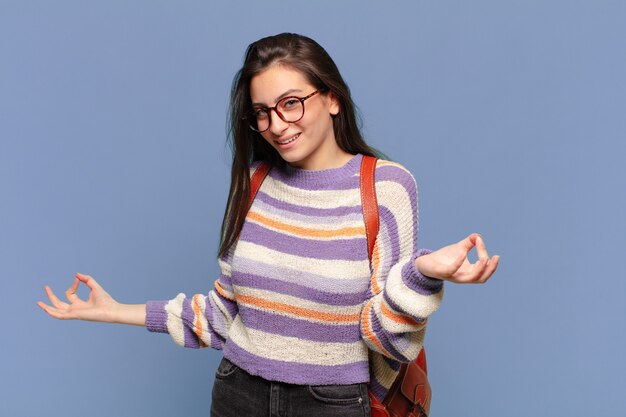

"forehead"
[249,65,312,103]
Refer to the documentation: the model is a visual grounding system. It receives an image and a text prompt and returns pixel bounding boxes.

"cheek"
[260,131,274,145]
[306,111,334,134]
[300,107,328,131]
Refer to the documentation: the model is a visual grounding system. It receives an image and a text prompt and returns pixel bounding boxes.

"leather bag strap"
[360,155,379,261]
[249,162,271,208]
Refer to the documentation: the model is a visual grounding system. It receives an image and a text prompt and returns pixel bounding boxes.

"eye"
[253,108,268,119]
[282,98,299,109]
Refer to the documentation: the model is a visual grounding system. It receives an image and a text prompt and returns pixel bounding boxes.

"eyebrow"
[252,89,303,107]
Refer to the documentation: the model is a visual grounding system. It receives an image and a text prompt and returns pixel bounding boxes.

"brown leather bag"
[250,156,432,417]
[368,349,431,417]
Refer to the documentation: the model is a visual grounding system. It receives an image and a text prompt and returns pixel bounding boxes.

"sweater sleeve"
[145,242,238,350]
[359,161,444,363]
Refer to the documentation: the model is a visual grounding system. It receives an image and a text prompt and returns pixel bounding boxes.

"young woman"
[38,33,499,417]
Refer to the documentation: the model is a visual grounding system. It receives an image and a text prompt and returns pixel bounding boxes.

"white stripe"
[376,179,417,248]
[165,294,186,347]
[385,264,444,319]
[252,198,364,228]
[262,175,362,209]
[235,240,370,280]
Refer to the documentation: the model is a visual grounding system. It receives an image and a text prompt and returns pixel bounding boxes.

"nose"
[268,109,289,135]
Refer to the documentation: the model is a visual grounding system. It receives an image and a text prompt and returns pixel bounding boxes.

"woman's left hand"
[415,233,499,284]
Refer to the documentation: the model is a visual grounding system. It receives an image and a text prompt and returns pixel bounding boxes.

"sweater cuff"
[403,248,444,295]
[145,300,169,333]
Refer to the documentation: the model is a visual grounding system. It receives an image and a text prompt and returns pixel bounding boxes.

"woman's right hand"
[37,272,119,323]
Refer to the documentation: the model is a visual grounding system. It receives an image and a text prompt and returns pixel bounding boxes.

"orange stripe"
[192,294,204,340]
[381,301,422,326]
[214,281,235,301]
[360,300,392,357]
[247,211,365,238]
[237,295,359,323]
[369,242,381,295]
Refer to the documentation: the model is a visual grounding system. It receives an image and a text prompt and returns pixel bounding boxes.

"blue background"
[2,1,625,416]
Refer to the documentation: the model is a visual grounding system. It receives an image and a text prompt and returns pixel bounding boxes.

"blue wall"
[2,1,625,416]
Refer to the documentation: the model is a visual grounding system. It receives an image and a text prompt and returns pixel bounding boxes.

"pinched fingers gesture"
[415,233,500,284]
[37,273,118,323]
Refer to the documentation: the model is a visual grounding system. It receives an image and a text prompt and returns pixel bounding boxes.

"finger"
[65,278,83,303]
[459,256,489,283]
[477,255,500,283]
[76,272,103,292]
[37,301,68,320]
[45,285,69,309]
[474,235,490,261]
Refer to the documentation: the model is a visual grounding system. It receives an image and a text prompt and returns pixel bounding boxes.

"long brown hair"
[219,33,384,257]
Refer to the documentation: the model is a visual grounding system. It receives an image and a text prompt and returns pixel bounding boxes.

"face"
[249,65,348,170]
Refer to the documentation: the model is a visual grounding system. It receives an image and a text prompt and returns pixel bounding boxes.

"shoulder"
[250,160,263,173]
[371,158,420,227]
[373,158,419,195]
[250,160,270,178]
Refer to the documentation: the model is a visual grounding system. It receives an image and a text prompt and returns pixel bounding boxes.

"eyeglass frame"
[245,89,325,133]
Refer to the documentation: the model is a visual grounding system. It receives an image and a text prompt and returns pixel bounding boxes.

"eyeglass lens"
[250,97,304,132]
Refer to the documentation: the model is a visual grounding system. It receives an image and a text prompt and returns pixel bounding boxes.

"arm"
[38,250,240,350]
[39,261,237,350]
[360,162,444,363]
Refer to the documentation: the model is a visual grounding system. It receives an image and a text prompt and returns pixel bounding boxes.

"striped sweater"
[145,153,444,400]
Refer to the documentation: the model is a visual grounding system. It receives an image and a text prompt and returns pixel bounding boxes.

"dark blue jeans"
[211,357,371,417]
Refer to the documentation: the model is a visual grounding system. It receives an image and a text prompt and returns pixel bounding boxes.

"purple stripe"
[145,300,168,333]
[224,341,370,385]
[255,191,363,217]
[379,205,402,263]
[216,276,234,292]
[368,306,411,362]
[368,375,391,402]
[239,306,361,343]
[376,164,418,201]
[232,257,371,293]
[271,168,361,190]
[400,261,444,296]
[267,154,363,191]
[205,297,229,350]
[233,272,367,306]
[240,222,368,261]
[181,298,201,349]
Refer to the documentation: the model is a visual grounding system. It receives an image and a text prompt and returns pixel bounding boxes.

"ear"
[326,91,340,116]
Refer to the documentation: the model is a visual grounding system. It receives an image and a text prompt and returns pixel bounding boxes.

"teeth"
[278,134,299,145]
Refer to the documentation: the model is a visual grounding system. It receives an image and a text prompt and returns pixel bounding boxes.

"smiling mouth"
[276,133,300,145]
